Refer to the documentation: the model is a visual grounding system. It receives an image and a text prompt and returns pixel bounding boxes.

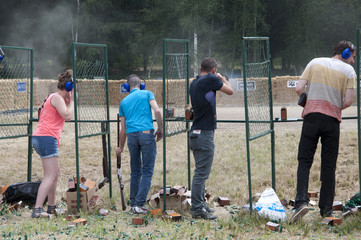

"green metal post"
[162,38,167,211]
[72,43,81,211]
[357,29,361,196]
[186,41,191,190]
[27,48,34,181]
[104,45,112,198]
[242,37,253,213]
[267,39,276,191]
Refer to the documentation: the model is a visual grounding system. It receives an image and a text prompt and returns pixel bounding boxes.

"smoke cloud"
[2,1,76,78]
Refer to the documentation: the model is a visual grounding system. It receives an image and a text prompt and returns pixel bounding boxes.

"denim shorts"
[32,136,59,159]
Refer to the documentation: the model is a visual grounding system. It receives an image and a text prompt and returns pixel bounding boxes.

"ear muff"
[123,83,130,92]
[0,47,5,62]
[342,43,354,59]
[342,48,352,59]
[123,81,146,92]
[65,80,73,92]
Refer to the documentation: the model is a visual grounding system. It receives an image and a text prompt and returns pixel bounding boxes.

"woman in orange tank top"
[32,69,74,218]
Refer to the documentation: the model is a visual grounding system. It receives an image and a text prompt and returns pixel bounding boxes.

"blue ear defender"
[0,47,5,62]
[65,78,73,92]
[342,48,352,59]
[123,83,130,92]
[123,81,146,92]
[342,43,354,59]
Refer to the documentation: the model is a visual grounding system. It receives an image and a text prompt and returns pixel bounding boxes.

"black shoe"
[47,205,57,215]
[203,205,215,213]
[320,209,333,218]
[290,205,309,223]
[192,208,217,220]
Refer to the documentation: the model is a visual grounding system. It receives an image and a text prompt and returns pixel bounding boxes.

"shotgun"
[117,114,127,210]
[98,121,109,189]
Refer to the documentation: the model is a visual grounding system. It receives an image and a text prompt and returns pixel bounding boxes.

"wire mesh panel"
[72,43,108,138]
[161,39,190,210]
[162,39,189,136]
[72,42,112,206]
[242,39,272,139]
[0,46,33,139]
[242,37,275,212]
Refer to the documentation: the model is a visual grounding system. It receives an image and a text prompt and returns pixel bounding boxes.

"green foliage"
[1,0,361,78]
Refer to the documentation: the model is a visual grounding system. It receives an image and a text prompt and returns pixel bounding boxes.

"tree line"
[0,0,360,79]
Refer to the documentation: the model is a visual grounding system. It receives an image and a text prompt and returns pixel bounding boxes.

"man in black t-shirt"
[189,57,233,220]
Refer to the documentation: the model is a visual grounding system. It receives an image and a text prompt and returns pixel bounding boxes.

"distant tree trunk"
[148,48,158,79]
[75,0,80,42]
[230,13,238,79]
[143,52,148,73]
[72,0,80,42]
[194,32,198,77]
[208,17,213,56]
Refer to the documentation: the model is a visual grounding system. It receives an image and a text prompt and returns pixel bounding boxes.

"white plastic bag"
[255,188,287,222]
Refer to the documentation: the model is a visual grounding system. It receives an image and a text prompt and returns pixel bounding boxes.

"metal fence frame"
[72,42,111,210]
[162,38,190,211]
[357,29,361,196]
[241,37,275,212]
[0,45,34,181]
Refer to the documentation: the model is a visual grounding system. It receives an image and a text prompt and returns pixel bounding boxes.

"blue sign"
[120,84,128,93]
[17,82,26,92]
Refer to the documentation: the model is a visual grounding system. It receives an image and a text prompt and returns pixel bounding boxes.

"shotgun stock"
[117,114,127,210]
[99,122,109,189]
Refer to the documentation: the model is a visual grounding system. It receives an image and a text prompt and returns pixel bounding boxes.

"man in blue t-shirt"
[115,74,163,214]
[189,57,233,220]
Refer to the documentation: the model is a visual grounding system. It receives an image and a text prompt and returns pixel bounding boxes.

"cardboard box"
[322,217,342,226]
[66,187,97,213]
[159,194,187,211]
[265,222,280,232]
[150,208,162,216]
[332,201,343,211]
[163,210,181,221]
[218,197,230,206]
[69,218,87,227]
[307,191,318,198]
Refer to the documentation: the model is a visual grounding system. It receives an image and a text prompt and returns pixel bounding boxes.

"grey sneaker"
[130,206,148,214]
[290,205,309,223]
[192,208,217,220]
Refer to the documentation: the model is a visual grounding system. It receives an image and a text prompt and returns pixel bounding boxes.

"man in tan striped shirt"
[291,40,356,223]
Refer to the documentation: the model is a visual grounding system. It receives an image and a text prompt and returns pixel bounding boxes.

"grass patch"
[0,106,361,239]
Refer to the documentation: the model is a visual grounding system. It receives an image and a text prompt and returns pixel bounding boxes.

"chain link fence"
[242,40,272,139]
[162,39,189,137]
[73,45,108,138]
[0,46,33,139]
[242,37,275,212]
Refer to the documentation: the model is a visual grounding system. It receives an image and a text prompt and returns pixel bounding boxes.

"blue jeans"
[32,136,59,158]
[295,113,339,214]
[127,130,156,207]
[189,130,215,212]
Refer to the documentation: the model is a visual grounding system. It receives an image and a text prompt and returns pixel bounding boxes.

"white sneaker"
[130,206,148,214]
